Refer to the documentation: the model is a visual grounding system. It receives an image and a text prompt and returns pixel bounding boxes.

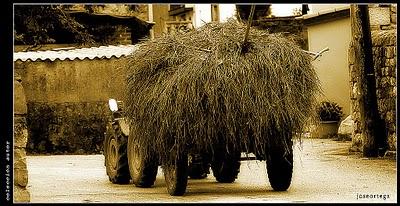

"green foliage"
[14,5,95,49]
[317,101,344,122]
[26,102,109,154]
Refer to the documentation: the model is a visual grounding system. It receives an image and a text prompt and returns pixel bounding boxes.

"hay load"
[124,19,320,166]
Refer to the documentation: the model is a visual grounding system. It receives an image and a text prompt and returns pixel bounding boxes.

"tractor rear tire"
[164,155,189,196]
[104,122,131,184]
[266,137,293,191]
[127,134,158,188]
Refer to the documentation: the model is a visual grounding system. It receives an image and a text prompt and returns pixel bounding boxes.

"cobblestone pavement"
[26,138,397,203]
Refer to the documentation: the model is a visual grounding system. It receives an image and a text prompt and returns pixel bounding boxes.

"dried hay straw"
[124,19,320,164]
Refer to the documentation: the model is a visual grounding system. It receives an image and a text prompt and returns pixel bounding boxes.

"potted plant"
[312,101,344,138]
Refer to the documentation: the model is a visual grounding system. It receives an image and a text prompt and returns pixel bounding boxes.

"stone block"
[14,119,28,148]
[376,89,383,99]
[369,7,391,26]
[14,80,27,115]
[385,47,395,58]
[391,14,397,24]
[352,82,361,99]
[14,168,28,187]
[391,4,397,13]
[380,67,387,76]
[384,59,391,66]
[388,35,396,45]
[389,77,396,86]
[14,158,27,171]
[387,122,396,133]
[372,47,382,56]
[351,133,363,151]
[380,76,389,87]
[370,25,380,31]
[387,132,397,151]
[353,120,361,133]
[377,100,387,113]
[14,148,26,161]
[348,46,355,64]
[14,149,27,170]
[349,65,355,76]
[352,111,359,120]
[385,111,395,123]
[386,66,392,76]
[13,185,30,203]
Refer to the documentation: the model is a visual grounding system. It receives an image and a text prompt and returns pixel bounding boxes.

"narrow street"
[26,138,397,203]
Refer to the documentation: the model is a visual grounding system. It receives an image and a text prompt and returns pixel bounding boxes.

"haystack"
[124,19,320,164]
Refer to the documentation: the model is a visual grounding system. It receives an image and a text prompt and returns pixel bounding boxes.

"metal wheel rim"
[108,138,118,170]
[165,164,177,189]
[132,143,142,174]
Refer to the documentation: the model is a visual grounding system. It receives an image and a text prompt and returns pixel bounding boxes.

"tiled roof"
[14,45,139,62]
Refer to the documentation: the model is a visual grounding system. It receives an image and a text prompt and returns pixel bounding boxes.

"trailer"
[103,19,325,196]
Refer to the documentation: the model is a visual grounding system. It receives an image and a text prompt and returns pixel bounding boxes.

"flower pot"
[311,121,339,138]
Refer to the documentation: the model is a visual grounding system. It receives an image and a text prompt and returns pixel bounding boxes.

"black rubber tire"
[164,155,188,196]
[211,150,241,183]
[127,134,158,188]
[266,137,293,191]
[104,122,131,184]
[188,154,209,179]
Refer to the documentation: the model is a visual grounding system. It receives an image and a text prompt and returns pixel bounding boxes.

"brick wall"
[349,4,397,152]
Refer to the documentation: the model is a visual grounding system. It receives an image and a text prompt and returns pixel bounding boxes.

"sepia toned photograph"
[9,2,397,204]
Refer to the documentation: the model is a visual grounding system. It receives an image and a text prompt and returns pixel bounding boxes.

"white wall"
[307,17,352,116]
[309,4,350,14]
[193,4,236,28]
[271,4,302,16]
[219,4,236,22]
[193,4,212,28]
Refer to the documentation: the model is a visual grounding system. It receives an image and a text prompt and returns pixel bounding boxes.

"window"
[169,4,184,11]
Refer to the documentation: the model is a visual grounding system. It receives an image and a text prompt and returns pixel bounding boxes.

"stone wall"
[14,57,128,154]
[14,77,30,202]
[349,4,397,152]
[369,4,397,31]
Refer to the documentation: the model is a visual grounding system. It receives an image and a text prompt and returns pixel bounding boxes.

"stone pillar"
[349,29,397,154]
[14,76,30,202]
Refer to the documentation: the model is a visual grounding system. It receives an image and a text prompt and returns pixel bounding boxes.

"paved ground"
[26,138,397,203]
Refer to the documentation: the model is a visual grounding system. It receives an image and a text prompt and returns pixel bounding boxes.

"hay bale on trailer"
[124,19,320,195]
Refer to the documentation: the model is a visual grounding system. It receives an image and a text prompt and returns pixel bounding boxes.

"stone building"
[298,4,396,153]
[14,5,154,52]
[151,4,236,37]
